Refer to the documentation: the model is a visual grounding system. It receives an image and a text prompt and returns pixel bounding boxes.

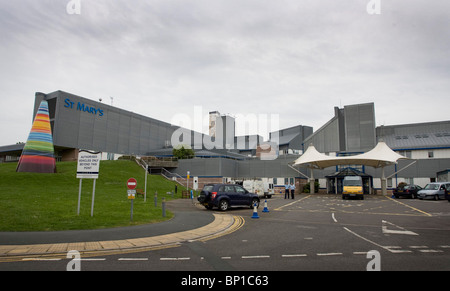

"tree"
[172,145,195,160]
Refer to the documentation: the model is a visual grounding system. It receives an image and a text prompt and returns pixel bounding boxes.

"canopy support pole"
[381,166,387,195]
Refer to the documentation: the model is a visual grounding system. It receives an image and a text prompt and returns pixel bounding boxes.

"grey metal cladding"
[42,90,180,155]
[93,111,108,150]
[380,121,450,150]
[105,110,120,153]
[344,103,376,152]
[53,97,80,147]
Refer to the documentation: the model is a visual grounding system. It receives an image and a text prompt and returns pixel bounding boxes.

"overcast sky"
[1,0,449,145]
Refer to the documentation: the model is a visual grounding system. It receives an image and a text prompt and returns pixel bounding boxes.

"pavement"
[0,199,242,262]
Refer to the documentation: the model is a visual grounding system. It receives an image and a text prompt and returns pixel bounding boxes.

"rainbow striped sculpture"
[17,100,56,173]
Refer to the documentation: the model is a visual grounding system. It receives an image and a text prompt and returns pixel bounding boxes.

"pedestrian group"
[285,182,295,199]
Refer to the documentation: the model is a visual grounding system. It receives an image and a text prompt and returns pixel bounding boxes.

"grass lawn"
[0,160,189,231]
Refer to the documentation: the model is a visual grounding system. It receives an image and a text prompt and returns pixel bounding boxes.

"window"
[428,151,434,158]
[224,185,235,193]
[203,185,214,192]
[398,150,412,158]
[405,178,414,185]
[235,186,246,194]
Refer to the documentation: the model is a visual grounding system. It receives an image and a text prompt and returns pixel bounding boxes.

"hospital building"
[1,90,449,193]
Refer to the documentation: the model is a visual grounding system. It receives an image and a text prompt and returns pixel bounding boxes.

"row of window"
[397,150,435,158]
[395,133,450,139]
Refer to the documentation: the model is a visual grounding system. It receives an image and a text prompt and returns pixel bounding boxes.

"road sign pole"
[144,165,148,202]
[130,199,134,221]
[127,178,137,221]
[77,178,83,215]
[91,179,97,217]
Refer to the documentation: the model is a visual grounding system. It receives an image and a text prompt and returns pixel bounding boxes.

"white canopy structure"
[292,141,412,195]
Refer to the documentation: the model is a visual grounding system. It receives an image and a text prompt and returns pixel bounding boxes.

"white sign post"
[77,150,101,216]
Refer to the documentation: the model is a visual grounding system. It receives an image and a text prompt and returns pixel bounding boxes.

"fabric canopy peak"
[294,141,410,169]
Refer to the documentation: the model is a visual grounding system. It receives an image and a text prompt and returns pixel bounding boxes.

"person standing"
[290,182,296,199]
[285,183,290,199]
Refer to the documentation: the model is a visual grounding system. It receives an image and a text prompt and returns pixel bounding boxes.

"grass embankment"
[0,160,187,231]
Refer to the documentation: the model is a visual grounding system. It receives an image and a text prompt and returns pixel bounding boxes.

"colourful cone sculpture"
[17,100,56,173]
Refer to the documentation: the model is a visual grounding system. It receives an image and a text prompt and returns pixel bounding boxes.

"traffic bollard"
[162,198,166,218]
[251,203,260,219]
[262,199,269,213]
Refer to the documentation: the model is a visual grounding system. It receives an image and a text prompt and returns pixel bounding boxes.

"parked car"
[393,184,422,199]
[445,184,450,202]
[197,184,260,211]
[417,182,450,200]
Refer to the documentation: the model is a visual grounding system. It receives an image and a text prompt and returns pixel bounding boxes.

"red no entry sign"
[127,178,137,190]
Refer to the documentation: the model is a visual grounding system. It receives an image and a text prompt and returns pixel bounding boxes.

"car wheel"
[250,198,259,209]
[219,200,229,211]
[435,195,439,201]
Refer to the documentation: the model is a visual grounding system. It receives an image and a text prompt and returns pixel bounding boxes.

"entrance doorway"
[326,167,373,195]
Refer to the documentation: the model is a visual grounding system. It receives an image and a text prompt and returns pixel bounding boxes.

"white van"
[417,182,450,200]
[242,180,274,199]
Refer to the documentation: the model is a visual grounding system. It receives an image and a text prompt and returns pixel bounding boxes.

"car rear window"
[202,185,214,192]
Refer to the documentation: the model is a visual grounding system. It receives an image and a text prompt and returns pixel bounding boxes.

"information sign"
[128,189,136,200]
[77,150,101,179]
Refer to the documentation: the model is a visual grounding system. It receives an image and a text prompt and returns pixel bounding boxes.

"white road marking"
[118,258,148,261]
[282,254,307,258]
[332,213,337,223]
[419,249,443,253]
[160,257,190,261]
[384,246,412,253]
[344,227,413,254]
[317,253,343,256]
[22,258,62,261]
[353,252,368,255]
[382,220,418,236]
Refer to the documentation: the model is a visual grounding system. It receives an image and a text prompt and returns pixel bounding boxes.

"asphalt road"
[2,194,450,272]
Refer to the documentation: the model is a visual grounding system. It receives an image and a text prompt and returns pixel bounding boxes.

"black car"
[198,184,260,211]
[393,184,422,199]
